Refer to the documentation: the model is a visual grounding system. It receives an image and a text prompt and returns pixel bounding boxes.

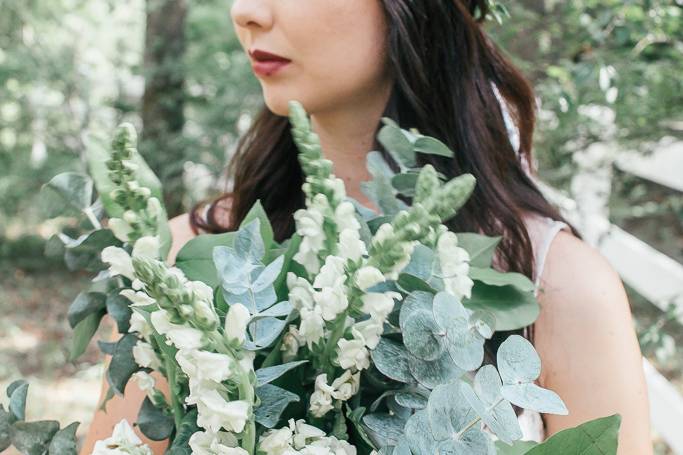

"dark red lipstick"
[249,48,291,77]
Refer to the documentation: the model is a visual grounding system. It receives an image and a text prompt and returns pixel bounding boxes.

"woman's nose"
[230,0,273,30]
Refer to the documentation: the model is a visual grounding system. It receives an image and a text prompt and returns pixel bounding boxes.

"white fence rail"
[534,141,683,453]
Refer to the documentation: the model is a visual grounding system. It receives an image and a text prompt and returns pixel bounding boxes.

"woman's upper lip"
[249,48,291,62]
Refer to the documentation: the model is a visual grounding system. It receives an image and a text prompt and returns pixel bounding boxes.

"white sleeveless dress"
[515,213,571,442]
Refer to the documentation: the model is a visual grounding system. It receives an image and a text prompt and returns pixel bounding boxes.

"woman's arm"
[79,214,197,454]
[535,230,652,454]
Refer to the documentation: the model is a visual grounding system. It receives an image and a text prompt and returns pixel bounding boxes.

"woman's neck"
[309,84,392,211]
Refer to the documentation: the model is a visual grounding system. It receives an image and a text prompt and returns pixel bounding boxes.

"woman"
[81,0,652,453]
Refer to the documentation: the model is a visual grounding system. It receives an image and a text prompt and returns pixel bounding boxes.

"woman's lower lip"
[251,60,290,77]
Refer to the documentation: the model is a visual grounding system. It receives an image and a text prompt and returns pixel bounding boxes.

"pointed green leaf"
[525,415,621,455]
[70,310,105,361]
[469,266,535,293]
[137,397,174,441]
[464,282,539,331]
[254,384,300,428]
[414,136,454,158]
[48,422,79,455]
[106,334,139,395]
[10,420,60,455]
[255,360,308,387]
[40,172,93,218]
[456,233,502,268]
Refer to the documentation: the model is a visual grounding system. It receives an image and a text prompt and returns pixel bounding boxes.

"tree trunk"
[141,0,188,216]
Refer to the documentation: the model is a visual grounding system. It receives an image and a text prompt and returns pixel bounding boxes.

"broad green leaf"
[455,233,502,268]
[40,172,94,218]
[137,397,174,441]
[525,415,621,455]
[106,334,139,395]
[362,413,406,448]
[70,310,105,361]
[255,360,308,387]
[469,266,535,293]
[464,282,539,331]
[10,420,60,455]
[67,292,107,329]
[48,422,79,455]
[61,229,120,272]
[254,384,300,428]
[498,335,568,415]
[414,136,455,158]
[397,273,437,294]
[175,231,236,286]
[495,440,538,454]
[370,338,414,384]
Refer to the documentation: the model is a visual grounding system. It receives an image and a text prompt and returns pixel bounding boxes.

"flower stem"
[237,368,256,454]
[163,353,184,429]
[321,313,347,377]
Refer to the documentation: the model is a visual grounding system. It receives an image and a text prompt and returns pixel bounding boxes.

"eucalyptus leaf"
[460,365,522,444]
[408,351,464,389]
[394,391,428,410]
[414,136,455,158]
[254,384,300,428]
[362,413,406,448]
[432,291,485,371]
[244,317,287,351]
[67,292,107,329]
[137,397,174,441]
[255,360,308,387]
[370,337,414,384]
[497,335,568,415]
[391,172,419,197]
[427,381,474,441]
[399,291,434,327]
[106,291,132,334]
[48,421,79,455]
[378,123,416,168]
[8,380,28,422]
[402,309,444,361]
[240,200,274,253]
[40,172,94,218]
[97,340,117,355]
[10,420,60,455]
[235,219,266,263]
[252,255,285,292]
[106,333,140,395]
[361,151,407,216]
[250,301,293,320]
[401,244,436,281]
[70,310,105,361]
[404,410,439,455]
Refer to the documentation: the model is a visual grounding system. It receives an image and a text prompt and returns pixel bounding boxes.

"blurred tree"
[141,0,188,217]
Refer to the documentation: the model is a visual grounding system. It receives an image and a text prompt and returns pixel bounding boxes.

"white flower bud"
[225,303,250,344]
[336,337,370,371]
[338,228,366,262]
[132,235,160,260]
[108,218,133,242]
[101,246,135,280]
[132,340,160,369]
[354,266,385,291]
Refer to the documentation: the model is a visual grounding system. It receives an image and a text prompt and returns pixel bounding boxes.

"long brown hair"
[191,0,580,345]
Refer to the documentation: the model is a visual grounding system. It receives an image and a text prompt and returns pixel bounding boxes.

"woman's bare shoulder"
[533,230,652,453]
[167,213,198,264]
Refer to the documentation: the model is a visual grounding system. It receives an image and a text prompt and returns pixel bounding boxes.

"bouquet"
[1,101,621,455]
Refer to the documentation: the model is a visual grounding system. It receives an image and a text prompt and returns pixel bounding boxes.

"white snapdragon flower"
[330,370,360,402]
[131,371,155,394]
[101,246,135,281]
[287,272,316,310]
[150,309,204,350]
[258,426,294,455]
[290,419,326,449]
[92,419,152,455]
[313,256,346,289]
[298,306,325,348]
[225,303,250,344]
[128,311,152,338]
[281,325,303,362]
[293,204,326,275]
[354,266,385,291]
[360,292,400,323]
[334,201,360,232]
[327,177,347,203]
[351,319,383,350]
[131,235,160,259]
[308,437,357,455]
[119,289,156,307]
[336,337,370,371]
[108,218,133,242]
[338,228,366,262]
[132,340,160,369]
[176,349,234,384]
[187,280,215,303]
[313,281,349,321]
[436,231,474,300]
[196,389,250,433]
[189,430,248,455]
[309,374,335,417]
